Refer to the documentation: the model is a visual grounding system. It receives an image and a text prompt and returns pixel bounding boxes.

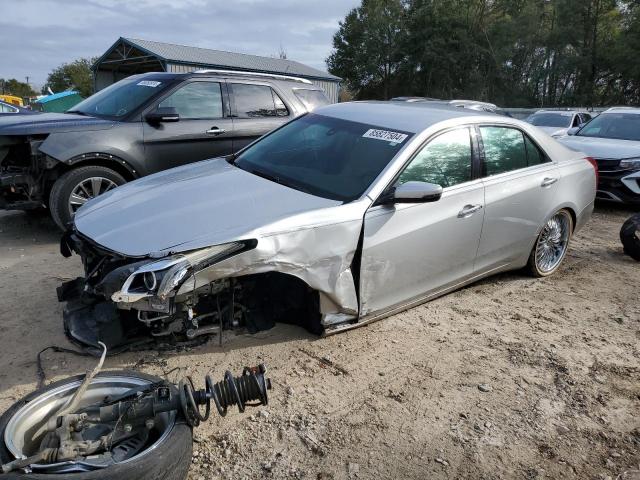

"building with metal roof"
[93,37,341,103]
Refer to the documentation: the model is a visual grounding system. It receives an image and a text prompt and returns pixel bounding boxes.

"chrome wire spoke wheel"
[68,176,118,214]
[534,210,571,274]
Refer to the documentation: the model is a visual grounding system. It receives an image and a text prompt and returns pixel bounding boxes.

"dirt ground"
[0,204,638,480]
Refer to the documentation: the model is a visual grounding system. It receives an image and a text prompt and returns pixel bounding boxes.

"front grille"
[594,158,621,172]
[596,158,620,171]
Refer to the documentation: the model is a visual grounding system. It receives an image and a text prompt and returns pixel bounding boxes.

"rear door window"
[523,135,548,166]
[232,84,289,117]
[480,126,528,176]
[158,82,223,119]
[293,89,330,111]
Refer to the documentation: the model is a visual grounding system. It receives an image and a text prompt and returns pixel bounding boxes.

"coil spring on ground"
[178,364,271,427]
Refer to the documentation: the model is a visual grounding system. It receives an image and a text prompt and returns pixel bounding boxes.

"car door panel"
[143,81,234,173]
[474,125,560,272]
[360,181,485,316]
[359,126,485,317]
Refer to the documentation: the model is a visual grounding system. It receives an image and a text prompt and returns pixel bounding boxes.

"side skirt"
[323,263,513,336]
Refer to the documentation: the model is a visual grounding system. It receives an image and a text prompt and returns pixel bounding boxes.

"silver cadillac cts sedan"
[59,102,597,349]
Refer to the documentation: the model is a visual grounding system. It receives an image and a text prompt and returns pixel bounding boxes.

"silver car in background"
[559,107,640,205]
[526,109,593,137]
[59,102,596,349]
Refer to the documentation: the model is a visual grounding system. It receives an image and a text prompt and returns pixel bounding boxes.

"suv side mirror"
[379,181,443,205]
[567,126,580,136]
[146,107,179,124]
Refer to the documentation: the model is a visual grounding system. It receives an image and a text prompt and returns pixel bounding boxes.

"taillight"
[585,156,599,185]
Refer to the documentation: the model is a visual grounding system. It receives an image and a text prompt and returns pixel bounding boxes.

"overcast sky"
[1,0,359,90]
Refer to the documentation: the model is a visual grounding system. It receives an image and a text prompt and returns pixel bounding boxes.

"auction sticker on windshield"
[363,129,408,144]
[137,80,162,88]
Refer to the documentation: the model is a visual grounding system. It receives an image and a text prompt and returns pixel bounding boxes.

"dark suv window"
[159,82,223,119]
[232,84,289,118]
[399,128,472,188]
[293,89,330,111]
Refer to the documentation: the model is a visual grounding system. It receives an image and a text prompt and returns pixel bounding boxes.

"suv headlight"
[112,242,245,303]
[619,158,640,170]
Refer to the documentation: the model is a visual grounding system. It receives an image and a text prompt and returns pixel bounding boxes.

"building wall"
[95,69,137,91]
[167,63,339,103]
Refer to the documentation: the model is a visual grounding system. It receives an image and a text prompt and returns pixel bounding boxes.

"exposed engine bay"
[58,230,323,351]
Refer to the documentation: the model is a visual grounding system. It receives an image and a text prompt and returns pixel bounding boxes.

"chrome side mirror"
[379,181,443,204]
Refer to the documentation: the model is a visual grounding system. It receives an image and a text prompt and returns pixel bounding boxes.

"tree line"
[327,0,640,107]
[1,58,95,100]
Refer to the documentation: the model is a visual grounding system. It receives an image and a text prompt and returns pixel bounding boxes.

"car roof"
[603,107,640,114]
[533,110,586,114]
[314,101,490,133]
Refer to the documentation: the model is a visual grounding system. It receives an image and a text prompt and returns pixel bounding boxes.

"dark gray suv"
[0,70,329,228]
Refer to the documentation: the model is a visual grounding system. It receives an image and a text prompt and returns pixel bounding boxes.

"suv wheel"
[49,165,126,230]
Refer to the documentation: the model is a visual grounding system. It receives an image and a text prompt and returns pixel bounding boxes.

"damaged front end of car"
[58,214,362,351]
[59,233,251,349]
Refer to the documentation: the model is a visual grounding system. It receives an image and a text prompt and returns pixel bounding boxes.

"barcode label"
[363,129,408,143]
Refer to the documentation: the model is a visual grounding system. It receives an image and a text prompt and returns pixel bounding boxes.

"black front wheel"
[49,166,126,230]
[0,371,192,480]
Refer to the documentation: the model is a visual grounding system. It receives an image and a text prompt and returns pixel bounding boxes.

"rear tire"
[620,213,640,261]
[527,209,573,277]
[0,371,193,480]
[49,166,125,230]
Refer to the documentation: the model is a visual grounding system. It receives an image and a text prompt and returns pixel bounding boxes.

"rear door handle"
[205,127,226,135]
[541,177,558,187]
[458,204,483,218]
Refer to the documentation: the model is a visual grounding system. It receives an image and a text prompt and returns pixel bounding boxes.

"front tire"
[49,166,125,230]
[0,371,192,480]
[527,209,573,277]
[620,213,640,261]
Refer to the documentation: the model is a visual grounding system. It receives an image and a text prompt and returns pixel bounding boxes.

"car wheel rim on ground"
[535,210,571,273]
[69,177,118,214]
[3,375,176,474]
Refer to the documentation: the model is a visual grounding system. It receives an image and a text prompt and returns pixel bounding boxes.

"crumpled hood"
[74,158,342,257]
[0,112,115,135]
[558,135,640,159]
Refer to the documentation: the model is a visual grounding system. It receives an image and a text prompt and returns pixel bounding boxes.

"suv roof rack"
[192,69,313,85]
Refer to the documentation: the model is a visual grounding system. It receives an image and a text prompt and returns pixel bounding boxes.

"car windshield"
[527,113,572,127]
[577,112,640,141]
[234,113,413,202]
[68,77,167,119]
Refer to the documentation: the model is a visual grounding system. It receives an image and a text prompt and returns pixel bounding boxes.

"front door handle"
[541,177,558,187]
[205,127,226,135]
[458,204,483,218]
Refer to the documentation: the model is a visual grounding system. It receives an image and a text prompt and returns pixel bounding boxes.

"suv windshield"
[68,77,167,119]
[577,112,640,141]
[234,113,413,202]
[527,113,572,128]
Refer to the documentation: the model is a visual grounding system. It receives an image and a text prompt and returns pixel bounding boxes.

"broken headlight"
[112,242,244,304]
